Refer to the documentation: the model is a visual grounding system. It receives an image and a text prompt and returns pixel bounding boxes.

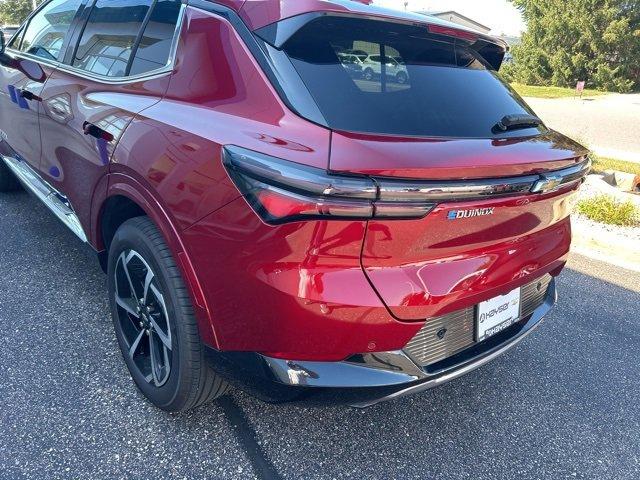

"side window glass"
[18,0,82,61]
[7,27,25,50]
[72,0,152,77]
[129,0,181,76]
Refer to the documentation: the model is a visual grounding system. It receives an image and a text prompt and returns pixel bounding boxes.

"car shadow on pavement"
[2,190,639,480]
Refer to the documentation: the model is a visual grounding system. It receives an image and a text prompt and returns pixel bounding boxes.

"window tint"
[281,17,540,138]
[129,0,181,76]
[73,0,153,77]
[18,0,82,61]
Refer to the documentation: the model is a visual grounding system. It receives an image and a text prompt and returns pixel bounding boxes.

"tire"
[107,216,228,412]
[0,158,21,192]
[396,72,408,84]
[363,68,374,81]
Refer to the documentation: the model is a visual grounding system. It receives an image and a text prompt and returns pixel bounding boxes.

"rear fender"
[102,172,219,348]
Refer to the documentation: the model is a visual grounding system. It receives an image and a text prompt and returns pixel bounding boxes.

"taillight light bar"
[426,24,479,43]
[223,146,591,225]
[223,146,435,224]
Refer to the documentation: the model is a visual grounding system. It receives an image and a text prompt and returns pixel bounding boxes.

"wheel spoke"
[147,283,171,350]
[115,293,139,318]
[142,269,154,305]
[120,251,139,302]
[149,331,169,386]
[149,333,160,385]
[149,314,172,350]
[128,329,145,360]
[149,284,167,314]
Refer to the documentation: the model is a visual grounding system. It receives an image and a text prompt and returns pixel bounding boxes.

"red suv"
[0,0,589,411]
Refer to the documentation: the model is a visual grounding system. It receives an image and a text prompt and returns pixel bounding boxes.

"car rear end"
[201,4,590,405]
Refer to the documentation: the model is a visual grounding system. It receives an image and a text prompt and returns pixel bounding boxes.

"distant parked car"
[338,52,365,77]
[2,26,19,42]
[344,48,369,61]
[362,54,409,84]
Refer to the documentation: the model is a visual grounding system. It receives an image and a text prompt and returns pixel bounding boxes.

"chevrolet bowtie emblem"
[531,174,563,194]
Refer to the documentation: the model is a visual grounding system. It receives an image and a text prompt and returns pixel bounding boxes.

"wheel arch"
[96,173,220,348]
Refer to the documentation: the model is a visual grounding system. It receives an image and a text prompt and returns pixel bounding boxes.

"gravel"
[573,174,640,242]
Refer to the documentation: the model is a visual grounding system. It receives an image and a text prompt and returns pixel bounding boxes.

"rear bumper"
[206,278,556,407]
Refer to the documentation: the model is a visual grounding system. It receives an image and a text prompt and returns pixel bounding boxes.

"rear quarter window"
[71,0,181,78]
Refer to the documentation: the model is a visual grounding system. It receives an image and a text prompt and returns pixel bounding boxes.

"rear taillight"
[223,146,591,226]
[222,146,435,224]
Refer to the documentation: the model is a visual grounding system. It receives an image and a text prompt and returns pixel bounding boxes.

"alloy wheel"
[114,250,172,387]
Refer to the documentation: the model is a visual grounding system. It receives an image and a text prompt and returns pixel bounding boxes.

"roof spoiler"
[254,12,508,71]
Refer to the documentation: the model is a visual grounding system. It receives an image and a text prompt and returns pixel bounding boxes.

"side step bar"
[1,154,87,243]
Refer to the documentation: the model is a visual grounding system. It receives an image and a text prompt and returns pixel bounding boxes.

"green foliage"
[0,0,40,26]
[577,195,640,226]
[590,155,640,176]
[508,0,640,92]
[510,82,607,98]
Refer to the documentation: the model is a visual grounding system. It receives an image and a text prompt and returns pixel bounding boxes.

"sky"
[371,0,525,36]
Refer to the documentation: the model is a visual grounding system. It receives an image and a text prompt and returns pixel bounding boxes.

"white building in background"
[415,10,491,34]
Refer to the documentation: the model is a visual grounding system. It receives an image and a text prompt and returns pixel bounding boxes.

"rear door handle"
[82,122,114,142]
[18,89,42,102]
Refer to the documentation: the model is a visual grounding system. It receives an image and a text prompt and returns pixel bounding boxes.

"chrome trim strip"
[375,158,591,202]
[376,175,538,202]
[263,350,425,388]
[0,154,87,242]
[4,3,186,86]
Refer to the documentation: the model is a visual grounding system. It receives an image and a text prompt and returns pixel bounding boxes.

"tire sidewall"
[107,219,187,409]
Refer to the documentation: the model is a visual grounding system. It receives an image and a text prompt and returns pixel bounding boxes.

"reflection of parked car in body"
[0,0,590,412]
[362,54,409,83]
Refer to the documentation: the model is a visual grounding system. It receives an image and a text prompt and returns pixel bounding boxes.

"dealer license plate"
[476,287,521,342]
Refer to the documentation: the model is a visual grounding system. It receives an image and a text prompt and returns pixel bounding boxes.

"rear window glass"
[281,17,541,138]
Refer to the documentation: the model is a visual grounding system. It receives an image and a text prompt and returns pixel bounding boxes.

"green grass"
[577,195,640,226]
[591,155,640,176]
[511,83,608,99]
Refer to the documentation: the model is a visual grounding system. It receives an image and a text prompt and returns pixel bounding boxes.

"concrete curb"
[571,222,640,272]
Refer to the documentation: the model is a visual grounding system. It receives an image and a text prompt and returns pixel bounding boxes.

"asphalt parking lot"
[526,94,640,162]
[1,189,640,480]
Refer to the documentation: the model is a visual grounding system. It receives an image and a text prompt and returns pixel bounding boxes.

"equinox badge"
[447,208,495,220]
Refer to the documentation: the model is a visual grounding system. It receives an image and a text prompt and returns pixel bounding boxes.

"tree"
[508,0,640,92]
[0,0,41,26]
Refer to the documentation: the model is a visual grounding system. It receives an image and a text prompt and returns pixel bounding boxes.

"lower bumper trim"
[206,278,557,407]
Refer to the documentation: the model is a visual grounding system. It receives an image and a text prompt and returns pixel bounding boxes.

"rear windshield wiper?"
[493,114,543,133]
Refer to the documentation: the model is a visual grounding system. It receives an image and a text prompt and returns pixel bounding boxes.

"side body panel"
[183,198,421,360]
[110,6,331,230]
[0,54,55,168]
[39,69,170,234]
[109,6,347,353]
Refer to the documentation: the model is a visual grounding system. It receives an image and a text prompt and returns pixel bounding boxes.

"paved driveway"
[526,94,640,162]
[1,190,640,480]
